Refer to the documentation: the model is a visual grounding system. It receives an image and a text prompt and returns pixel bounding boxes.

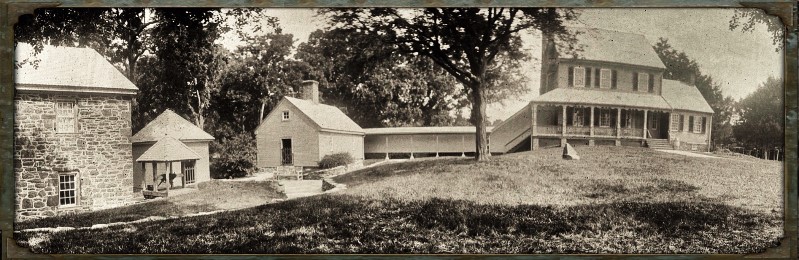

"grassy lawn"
[16,180,284,230]
[15,146,783,253]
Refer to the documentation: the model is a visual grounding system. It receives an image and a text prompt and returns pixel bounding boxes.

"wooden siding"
[364,133,478,154]
[669,111,712,144]
[256,101,320,167]
[555,60,663,95]
[318,132,365,160]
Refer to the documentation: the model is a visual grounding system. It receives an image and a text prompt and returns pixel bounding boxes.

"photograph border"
[0,0,796,258]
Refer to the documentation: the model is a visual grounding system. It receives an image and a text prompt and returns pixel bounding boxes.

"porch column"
[166,162,172,193]
[461,135,466,157]
[707,116,713,152]
[410,136,415,160]
[152,162,158,192]
[642,110,648,139]
[435,135,440,157]
[589,106,595,136]
[667,111,673,140]
[531,104,538,136]
[561,105,567,136]
[616,108,621,138]
[141,162,146,191]
[385,136,389,160]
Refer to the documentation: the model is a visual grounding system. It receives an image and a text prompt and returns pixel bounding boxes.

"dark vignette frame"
[0,1,795,259]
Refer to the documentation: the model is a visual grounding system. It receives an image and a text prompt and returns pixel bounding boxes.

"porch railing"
[620,127,644,138]
[564,126,590,136]
[537,126,561,135]
[594,127,615,137]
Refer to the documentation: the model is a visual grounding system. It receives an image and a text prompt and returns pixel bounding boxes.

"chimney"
[301,80,319,104]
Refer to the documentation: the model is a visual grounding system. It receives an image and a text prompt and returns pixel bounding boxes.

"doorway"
[281,138,293,165]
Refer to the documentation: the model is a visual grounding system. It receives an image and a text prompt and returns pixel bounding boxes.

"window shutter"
[568,66,574,86]
[680,115,685,131]
[595,69,601,87]
[632,73,638,91]
[702,117,707,133]
[648,73,654,92]
[688,116,694,132]
[611,70,617,89]
[585,67,591,87]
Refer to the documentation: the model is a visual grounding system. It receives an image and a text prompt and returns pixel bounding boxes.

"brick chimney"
[300,80,319,104]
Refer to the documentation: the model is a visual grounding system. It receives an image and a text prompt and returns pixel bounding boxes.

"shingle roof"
[661,80,714,113]
[531,88,673,111]
[364,126,494,135]
[556,28,666,69]
[284,97,364,134]
[131,109,214,143]
[15,44,138,94]
[136,137,201,162]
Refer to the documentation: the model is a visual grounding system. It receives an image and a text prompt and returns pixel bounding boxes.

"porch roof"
[136,137,201,162]
[364,126,494,135]
[531,88,672,111]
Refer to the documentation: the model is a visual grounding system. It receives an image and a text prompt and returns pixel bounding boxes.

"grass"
[14,146,784,253]
[15,180,284,230]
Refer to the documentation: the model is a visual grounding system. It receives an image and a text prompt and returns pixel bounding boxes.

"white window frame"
[281,111,290,121]
[693,116,703,133]
[183,161,196,184]
[58,174,78,207]
[573,67,585,87]
[56,101,77,133]
[637,72,649,92]
[572,109,584,127]
[599,69,611,89]
[599,109,611,127]
[670,114,680,131]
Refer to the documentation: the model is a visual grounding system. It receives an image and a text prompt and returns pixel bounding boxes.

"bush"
[210,132,256,179]
[318,152,353,169]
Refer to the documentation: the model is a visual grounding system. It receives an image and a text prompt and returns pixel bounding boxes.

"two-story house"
[489,28,714,153]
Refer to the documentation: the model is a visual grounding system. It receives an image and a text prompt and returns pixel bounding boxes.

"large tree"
[295,28,468,127]
[322,8,576,160]
[733,77,783,155]
[653,38,737,148]
[729,8,784,52]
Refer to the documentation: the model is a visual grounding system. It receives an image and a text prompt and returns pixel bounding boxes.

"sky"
[219,8,783,122]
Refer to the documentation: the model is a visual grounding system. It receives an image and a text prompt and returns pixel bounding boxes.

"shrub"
[210,132,256,179]
[319,152,353,169]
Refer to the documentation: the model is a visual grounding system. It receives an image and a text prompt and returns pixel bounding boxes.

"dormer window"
[281,111,290,121]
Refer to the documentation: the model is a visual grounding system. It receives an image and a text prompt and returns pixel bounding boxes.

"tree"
[653,38,736,148]
[729,8,784,52]
[322,8,577,160]
[733,77,783,156]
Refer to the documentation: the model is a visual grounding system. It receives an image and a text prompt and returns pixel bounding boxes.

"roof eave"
[16,83,138,96]
[557,57,666,70]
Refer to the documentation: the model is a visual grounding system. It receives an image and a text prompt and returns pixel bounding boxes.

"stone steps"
[646,139,673,150]
[278,180,323,199]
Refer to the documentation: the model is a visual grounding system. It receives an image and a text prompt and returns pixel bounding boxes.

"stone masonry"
[14,92,135,221]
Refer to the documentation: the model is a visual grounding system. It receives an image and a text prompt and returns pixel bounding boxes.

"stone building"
[14,45,138,220]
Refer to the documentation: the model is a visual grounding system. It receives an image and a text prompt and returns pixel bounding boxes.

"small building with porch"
[489,27,714,152]
[255,80,365,169]
[364,126,494,159]
[131,109,214,194]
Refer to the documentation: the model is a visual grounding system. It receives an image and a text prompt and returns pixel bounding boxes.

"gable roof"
[15,44,138,95]
[136,136,201,162]
[555,28,666,69]
[281,97,364,134]
[364,126,494,135]
[131,109,214,143]
[532,88,673,111]
[661,79,714,113]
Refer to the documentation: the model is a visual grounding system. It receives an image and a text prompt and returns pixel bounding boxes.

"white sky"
[218,8,783,122]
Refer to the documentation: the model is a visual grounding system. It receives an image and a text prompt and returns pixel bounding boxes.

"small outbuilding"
[255,80,365,169]
[131,109,214,192]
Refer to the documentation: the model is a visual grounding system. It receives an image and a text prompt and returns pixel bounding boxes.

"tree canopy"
[321,8,577,160]
[733,77,783,151]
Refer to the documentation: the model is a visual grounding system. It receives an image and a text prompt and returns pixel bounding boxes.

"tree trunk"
[259,101,266,124]
[471,84,490,161]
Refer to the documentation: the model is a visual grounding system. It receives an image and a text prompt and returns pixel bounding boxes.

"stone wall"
[14,92,135,221]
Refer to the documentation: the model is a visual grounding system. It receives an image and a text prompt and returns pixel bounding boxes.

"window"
[679,115,685,131]
[599,109,611,127]
[648,113,658,129]
[183,161,196,184]
[693,116,703,133]
[572,109,584,127]
[585,67,592,87]
[56,101,76,133]
[573,67,585,87]
[600,69,611,88]
[670,114,680,131]
[637,73,649,92]
[59,174,77,206]
[281,111,290,121]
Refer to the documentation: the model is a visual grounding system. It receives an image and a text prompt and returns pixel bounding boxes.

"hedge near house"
[319,153,353,169]
[210,132,256,179]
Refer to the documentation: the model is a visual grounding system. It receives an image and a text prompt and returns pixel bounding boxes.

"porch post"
[410,136,415,160]
[531,104,539,151]
[141,162,146,191]
[589,106,595,136]
[152,162,157,192]
[615,108,622,146]
[461,135,466,157]
[561,105,567,136]
[166,162,171,193]
[385,136,389,160]
[181,160,185,188]
[642,110,648,139]
[707,116,713,152]
[436,135,440,157]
